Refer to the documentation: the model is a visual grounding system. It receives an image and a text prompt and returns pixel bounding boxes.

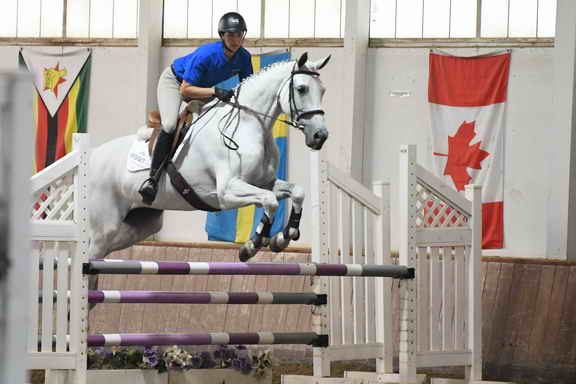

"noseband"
[277,65,325,130]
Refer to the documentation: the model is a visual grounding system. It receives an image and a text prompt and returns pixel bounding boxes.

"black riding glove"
[214,87,234,102]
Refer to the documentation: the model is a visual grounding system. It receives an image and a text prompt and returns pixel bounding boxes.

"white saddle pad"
[127,139,151,172]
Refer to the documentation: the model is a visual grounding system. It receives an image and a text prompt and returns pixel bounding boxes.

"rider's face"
[222,32,244,52]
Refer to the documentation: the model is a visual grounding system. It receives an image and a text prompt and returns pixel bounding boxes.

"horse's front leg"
[217,178,279,262]
[269,180,304,253]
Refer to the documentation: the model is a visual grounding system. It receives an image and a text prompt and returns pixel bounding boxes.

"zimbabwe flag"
[19,48,91,172]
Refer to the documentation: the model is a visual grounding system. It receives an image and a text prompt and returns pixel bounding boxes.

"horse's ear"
[311,55,331,71]
[297,52,309,68]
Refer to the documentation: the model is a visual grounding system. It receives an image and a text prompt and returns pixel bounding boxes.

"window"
[0,0,139,40]
[163,0,346,43]
[370,0,556,41]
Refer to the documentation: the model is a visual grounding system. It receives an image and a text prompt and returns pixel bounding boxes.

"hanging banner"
[429,50,511,249]
[19,48,91,172]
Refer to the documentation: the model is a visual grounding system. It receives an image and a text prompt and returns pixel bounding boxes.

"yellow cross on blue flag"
[205,50,291,243]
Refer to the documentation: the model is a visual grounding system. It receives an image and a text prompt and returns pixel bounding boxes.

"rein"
[213,64,325,150]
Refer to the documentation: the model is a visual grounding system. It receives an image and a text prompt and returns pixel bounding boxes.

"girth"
[165,162,220,212]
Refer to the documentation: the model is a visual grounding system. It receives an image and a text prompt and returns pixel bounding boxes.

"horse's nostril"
[314,130,328,142]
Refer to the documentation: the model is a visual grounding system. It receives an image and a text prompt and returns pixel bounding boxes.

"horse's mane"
[236,59,296,90]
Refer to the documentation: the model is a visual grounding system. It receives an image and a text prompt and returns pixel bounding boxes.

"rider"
[139,11,254,204]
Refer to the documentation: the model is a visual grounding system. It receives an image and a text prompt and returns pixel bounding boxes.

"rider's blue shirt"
[172,41,253,87]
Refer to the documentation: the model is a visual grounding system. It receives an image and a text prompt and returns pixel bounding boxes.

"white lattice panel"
[415,183,470,229]
[32,175,75,221]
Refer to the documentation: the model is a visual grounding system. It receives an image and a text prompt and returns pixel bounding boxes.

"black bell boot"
[139,130,174,204]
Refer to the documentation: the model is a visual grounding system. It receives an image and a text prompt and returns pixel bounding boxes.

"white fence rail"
[27,134,90,384]
[303,146,484,384]
[398,145,482,384]
[310,151,393,376]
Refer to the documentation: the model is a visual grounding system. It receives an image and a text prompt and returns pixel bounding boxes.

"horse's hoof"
[270,232,290,252]
[239,241,256,262]
[262,237,270,247]
[289,228,300,241]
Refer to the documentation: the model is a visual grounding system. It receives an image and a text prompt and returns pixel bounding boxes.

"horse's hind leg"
[88,195,127,260]
[89,183,164,260]
[94,207,164,258]
[269,180,304,253]
[87,207,162,310]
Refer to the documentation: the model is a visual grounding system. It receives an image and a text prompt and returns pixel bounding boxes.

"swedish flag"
[205,50,291,243]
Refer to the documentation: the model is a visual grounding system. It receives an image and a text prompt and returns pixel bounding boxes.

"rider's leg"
[138,130,174,203]
[139,66,182,204]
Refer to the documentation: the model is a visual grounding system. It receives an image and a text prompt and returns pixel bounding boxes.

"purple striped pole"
[83,260,414,279]
[87,332,328,347]
[88,291,326,305]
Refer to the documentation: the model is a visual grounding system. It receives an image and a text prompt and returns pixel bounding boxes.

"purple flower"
[189,356,203,369]
[213,345,226,359]
[225,348,237,360]
[143,347,159,368]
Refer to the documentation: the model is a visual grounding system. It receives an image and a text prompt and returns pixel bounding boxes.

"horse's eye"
[296,85,308,94]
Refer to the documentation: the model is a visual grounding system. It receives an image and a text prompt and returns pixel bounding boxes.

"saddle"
[146,100,201,156]
[145,100,219,212]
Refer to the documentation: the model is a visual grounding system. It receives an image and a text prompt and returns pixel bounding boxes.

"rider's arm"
[180,54,217,100]
[179,81,216,100]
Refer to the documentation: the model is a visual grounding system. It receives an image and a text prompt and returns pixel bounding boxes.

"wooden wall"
[480,256,576,384]
[89,244,576,384]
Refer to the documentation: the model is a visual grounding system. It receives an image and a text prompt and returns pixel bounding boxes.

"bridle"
[275,64,325,130]
[196,62,326,150]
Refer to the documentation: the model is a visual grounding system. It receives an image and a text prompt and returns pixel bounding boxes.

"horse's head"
[278,52,331,150]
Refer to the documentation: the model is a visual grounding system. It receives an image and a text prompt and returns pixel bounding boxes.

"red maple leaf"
[434,121,490,191]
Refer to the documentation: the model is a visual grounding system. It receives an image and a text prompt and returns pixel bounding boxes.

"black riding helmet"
[218,12,247,37]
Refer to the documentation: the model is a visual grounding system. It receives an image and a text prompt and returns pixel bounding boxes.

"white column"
[465,184,483,381]
[0,73,33,384]
[341,0,370,181]
[398,145,417,383]
[310,151,331,377]
[139,0,163,116]
[548,0,576,260]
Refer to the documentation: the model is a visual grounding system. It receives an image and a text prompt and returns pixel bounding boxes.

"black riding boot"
[138,130,174,205]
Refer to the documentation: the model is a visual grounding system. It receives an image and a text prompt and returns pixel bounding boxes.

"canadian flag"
[428,50,511,249]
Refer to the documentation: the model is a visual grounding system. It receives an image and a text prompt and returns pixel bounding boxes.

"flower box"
[87,369,167,384]
[86,369,271,384]
[169,369,271,384]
